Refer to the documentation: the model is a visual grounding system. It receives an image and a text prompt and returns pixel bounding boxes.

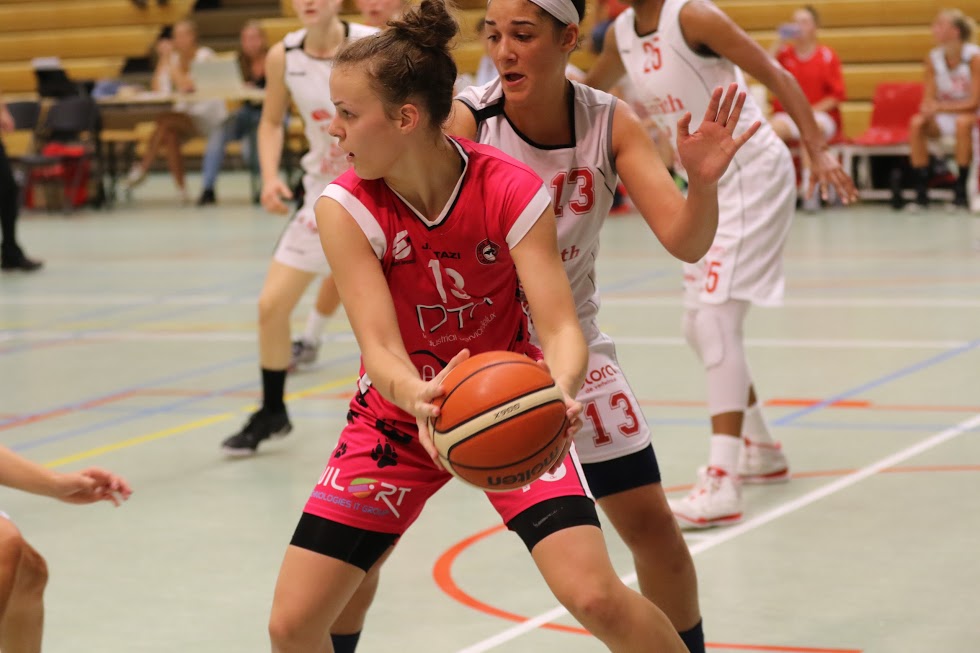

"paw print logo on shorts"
[333,442,348,458]
[371,440,399,468]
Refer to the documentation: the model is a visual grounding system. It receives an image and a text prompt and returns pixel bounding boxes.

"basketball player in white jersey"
[220,0,377,457]
[907,9,979,210]
[324,0,758,649]
[585,0,857,529]
[289,0,409,372]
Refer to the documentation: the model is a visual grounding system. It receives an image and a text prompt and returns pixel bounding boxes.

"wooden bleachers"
[0,0,192,32]
[716,0,980,31]
[0,26,160,62]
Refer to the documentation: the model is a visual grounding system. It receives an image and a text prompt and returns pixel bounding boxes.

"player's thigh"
[258,259,317,317]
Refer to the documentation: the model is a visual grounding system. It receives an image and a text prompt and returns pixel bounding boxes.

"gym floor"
[1,172,978,653]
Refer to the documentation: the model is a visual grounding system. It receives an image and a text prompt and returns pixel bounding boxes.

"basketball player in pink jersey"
[220,0,377,457]
[267,2,689,652]
[324,0,757,649]
[585,0,857,529]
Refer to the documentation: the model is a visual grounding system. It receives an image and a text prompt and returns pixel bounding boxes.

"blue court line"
[772,338,980,426]
[0,353,256,429]
[1,271,265,334]
[72,404,958,435]
[7,351,361,453]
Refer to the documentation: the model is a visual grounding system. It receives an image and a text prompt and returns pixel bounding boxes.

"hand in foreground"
[414,349,471,467]
[676,83,760,186]
[53,469,132,507]
[261,178,294,214]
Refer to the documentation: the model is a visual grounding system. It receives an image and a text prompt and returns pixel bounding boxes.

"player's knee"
[0,521,25,578]
[257,291,291,328]
[268,607,310,653]
[555,577,628,634]
[954,114,975,136]
[15,543,48,597]
[683,308,724,368]
[909,113,926,132]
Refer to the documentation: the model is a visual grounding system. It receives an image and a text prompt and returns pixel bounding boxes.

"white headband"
[490,0,579,26]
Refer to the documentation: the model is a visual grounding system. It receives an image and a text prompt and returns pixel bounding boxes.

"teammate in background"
[323,0,759,648]
[220,0,377,456]
[0,446,130,653]
[268,2,689,652]
[289,0,407,372]
[768,5,846,212]
[907,9,979,210]
[586,0,857,528]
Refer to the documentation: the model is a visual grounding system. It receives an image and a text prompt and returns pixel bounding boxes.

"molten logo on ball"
[485,436,564,489]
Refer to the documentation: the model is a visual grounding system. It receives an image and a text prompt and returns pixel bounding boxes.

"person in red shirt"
[769,5,846,210]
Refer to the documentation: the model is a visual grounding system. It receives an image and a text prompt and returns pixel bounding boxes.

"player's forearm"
[670,182,719,263]
[258,120,284,184]
[362,346,426,415]
[538,324,587,400]
[0,447,59,497]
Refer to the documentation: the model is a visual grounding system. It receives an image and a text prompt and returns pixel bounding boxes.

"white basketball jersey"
[283,23,378,201]
[456,79,618,331]
[612,0,782,181]
[930,43,980,103]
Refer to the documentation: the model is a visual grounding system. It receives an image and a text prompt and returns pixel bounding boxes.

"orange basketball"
[430,350,568,491]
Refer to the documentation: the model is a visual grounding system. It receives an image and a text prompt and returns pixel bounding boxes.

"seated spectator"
[197,21,267,206]
[0,91,41,271]
[907,9,980,210]
[768,5,845,211]
[125,20,228,204]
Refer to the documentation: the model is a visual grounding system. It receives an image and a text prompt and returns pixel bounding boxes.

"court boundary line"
[453,412,980,653]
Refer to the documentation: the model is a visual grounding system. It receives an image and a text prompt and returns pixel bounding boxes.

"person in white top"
[219,0,376,460]
[586,0,857,530]
[288,0,408,373]
[323,0,760,648]
[124,20,228,203]
[907,9,980,210]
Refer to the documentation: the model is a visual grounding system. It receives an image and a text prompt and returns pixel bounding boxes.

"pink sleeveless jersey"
[321,137,552,425]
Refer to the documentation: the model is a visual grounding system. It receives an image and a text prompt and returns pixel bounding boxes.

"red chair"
[842,82,924,195]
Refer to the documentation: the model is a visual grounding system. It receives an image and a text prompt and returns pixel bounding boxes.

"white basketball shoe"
[669,466,743,529]
[738,438,790,484]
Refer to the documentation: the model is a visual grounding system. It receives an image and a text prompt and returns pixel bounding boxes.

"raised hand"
[414,349,471,467]
[676,83,760,187]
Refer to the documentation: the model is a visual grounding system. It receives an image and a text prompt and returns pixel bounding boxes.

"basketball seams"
[435,385,564,449]
[435,359,550,429]
[446,406,567,471]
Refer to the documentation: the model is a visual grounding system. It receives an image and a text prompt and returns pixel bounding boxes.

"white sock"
[742,404,774,445]
[302,309,329,344]
[708,434,742,476]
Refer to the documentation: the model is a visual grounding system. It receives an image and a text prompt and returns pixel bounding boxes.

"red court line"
[434,466,980,651]
[432,523,862,651]
[0,390,138,432]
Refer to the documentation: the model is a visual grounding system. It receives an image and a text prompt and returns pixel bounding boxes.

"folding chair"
[841,82,924,199]
[17,95,104,213]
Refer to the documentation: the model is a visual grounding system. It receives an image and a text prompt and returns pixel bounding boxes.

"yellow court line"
[42,376,359,469]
